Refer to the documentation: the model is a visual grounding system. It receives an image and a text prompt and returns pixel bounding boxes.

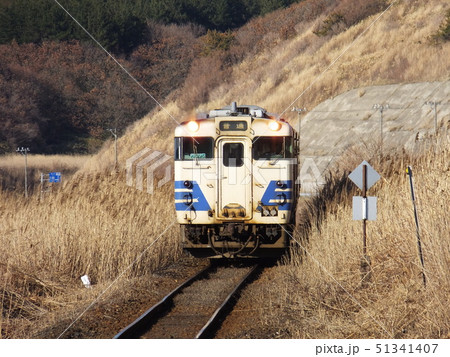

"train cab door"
[217,138,252,220]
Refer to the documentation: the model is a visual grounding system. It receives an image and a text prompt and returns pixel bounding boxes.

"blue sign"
[49,172,62,183]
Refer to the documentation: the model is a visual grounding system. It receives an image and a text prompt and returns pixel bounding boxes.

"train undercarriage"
[181,223,293,258]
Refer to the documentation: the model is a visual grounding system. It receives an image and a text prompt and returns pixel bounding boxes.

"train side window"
[284,137,294,158]
[253,137,294,159]
[253,137,283,160]
[175,137,214,160]
[223,143,244,167]
[174,137,182,160]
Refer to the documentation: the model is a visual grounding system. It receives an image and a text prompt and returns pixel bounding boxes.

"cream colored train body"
[174,103,299,258]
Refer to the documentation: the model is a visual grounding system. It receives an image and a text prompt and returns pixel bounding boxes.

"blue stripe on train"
[174,180,211,211]
[259,180,293,211]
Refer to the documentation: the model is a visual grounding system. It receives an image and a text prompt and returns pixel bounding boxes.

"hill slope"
[87,0,449,172]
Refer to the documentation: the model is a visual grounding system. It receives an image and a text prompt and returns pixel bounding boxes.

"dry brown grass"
[257,136,449,338]
[0,168,181,338]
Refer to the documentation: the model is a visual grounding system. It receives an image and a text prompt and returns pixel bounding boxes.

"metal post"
[380,110,383,155]
[40,172,43,200]
[25,150,28,197]
[425,101,441,137]
[291,108,307,198]
[362,165,367,256]
[108,128,118,169]
[115,130,118,168]
[16,147,30,198]
[373,104,389,157]
[291,107,307,162]
[433,102,437,137]
[360,164,372,284]
[406,166,426,287]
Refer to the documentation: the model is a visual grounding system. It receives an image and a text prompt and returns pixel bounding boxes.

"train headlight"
[262,208,270,216]
[270,208,278,216]
[183,180,193,189]
[187,120,199,132]
[268,120,281,131]
[276,180,285,188]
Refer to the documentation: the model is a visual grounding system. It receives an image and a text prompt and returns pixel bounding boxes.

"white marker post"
[406,166,426,287]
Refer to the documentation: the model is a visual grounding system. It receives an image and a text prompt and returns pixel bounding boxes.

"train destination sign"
[188,153,206,159]
[219,121,248,131]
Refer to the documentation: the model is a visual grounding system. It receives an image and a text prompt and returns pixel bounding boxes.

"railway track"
[114,262,262,339]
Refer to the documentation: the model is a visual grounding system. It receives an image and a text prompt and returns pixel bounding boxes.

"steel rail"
[113,263,261,339]
[195,263,261,339]
[113,264,213,339]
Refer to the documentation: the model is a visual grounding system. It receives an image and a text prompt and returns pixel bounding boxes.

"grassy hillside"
[87,0,449,171]
[1,0,449,338]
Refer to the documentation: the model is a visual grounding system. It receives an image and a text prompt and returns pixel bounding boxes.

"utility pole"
[107,128,118,169]
[291,107,307,162]
[425,100,441,137]
[291,107,307,199]
[16,147,30,198]
[373,104,389,157]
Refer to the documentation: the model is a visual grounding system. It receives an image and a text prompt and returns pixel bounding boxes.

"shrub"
[313,12,345,37]
[431,9,450,43]
[201,30,235,56]
[313,0,387,37]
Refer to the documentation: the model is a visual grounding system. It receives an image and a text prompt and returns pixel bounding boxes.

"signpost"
[349,160,380,284]
[40,172,62,199]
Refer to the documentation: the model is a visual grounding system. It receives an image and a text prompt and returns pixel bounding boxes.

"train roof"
[209,103,268,118]
[175,102,295,137]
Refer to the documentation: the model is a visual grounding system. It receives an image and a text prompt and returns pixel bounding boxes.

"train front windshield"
[175,137,214,160]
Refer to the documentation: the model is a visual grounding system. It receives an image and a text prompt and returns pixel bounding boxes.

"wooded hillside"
[1,0,448,155]
[0,0,299,49]
[0,0,300,154]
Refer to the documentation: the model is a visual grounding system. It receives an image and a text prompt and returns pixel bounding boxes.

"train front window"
[223,143,244,167]
[174,137,214,160]
[253,137,293,160]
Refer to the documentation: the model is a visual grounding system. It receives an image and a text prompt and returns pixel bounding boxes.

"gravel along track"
[141,264,253,339]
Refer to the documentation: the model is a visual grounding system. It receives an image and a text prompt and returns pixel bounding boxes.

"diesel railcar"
[174,102,299,258]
